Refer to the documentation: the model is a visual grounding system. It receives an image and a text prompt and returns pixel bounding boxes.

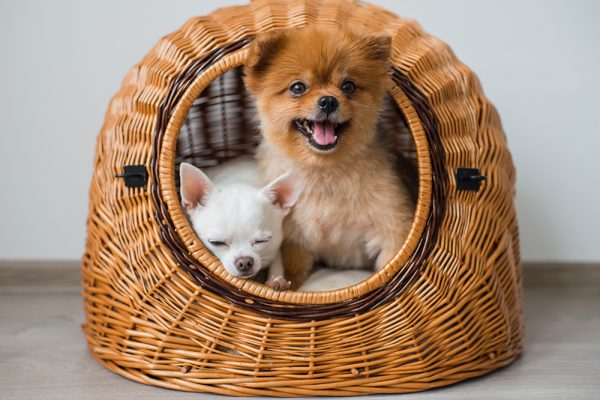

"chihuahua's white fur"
[180,156,300,287]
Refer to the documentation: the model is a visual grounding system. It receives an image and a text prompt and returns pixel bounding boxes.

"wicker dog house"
[82,0,523,396]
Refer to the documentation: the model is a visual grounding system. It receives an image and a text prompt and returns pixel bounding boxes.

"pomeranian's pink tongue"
[312,121,336,146]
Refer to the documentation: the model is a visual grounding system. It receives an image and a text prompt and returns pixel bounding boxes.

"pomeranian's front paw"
[267,275,291,291]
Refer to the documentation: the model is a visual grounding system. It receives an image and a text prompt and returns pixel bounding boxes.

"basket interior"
[174,66,419,289]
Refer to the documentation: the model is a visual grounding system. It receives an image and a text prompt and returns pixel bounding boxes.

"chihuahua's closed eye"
[179,156,301,290]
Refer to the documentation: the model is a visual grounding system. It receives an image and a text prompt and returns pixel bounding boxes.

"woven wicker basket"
[82,0,523,396]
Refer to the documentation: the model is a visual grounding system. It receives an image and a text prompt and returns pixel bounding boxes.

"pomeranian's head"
[180,163,301,279]
[244,26,391,164]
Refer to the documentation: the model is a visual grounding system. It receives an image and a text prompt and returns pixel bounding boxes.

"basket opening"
[174,66,421,294]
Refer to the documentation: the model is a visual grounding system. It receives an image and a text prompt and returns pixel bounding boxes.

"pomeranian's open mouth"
[293,119,350,152]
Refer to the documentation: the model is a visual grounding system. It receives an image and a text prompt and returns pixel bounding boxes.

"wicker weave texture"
[82,0,522,396]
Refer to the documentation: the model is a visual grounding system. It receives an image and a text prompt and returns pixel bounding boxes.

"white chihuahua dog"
[180,156,301,290]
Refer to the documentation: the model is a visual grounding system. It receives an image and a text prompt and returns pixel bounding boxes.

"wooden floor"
[1,262,599,400]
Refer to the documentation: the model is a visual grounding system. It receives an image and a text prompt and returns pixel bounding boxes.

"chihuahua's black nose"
[318,96,338,115]
[235,256,254,273]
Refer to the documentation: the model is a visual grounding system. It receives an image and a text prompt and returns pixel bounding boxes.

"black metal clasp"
[115,165,148,188]
[456,168,486,191]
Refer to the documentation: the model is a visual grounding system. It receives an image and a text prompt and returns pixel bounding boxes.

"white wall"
[1,0,598,262]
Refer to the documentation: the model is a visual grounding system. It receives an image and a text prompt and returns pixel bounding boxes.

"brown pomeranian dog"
[245,26,414,290]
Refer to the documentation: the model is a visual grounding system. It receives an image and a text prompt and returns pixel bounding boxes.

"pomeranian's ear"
[261,173,302,212]
[365,35,392,62]
[244,29,287,91]
[180,163,214,211]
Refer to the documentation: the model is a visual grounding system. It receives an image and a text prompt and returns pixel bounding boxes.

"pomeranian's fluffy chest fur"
[258,140,413,269]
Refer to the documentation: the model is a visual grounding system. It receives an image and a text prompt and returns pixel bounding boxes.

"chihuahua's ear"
[180,163,214,211]
[365,35,392,61]
[261,173,302,212]
[244,29,287,91]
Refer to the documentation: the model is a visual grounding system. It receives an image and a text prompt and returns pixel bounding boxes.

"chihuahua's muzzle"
[293,95,350,152]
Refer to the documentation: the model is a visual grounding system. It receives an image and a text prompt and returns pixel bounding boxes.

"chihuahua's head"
[245,26,391,165]
[180,163,301,279]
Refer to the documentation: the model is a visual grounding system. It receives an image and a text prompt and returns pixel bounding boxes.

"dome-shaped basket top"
[86,0,519,318]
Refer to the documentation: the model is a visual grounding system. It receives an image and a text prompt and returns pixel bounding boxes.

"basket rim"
[151,34,447,318]
[156,42,431,304]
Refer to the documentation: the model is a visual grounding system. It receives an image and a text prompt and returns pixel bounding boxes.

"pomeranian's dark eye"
[208,240,228,247]
[341,80,356,94]
[289,81,307,96]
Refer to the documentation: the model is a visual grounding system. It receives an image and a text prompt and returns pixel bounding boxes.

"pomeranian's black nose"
[235,256,254,272]
[318,96,338,115]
